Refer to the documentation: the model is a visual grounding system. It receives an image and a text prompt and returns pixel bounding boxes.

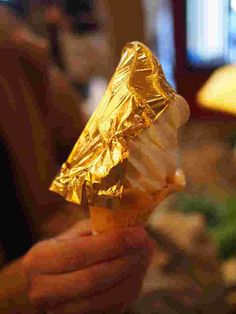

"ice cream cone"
[90,168,186,234]
[89,205,152,234]
[50,42,190,234]
[89,95,189,234]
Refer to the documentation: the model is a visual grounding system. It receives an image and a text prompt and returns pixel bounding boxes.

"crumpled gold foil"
[50,41,176,205]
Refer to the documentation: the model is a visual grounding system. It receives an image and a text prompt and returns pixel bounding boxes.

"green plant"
[178,195,224,228]
[177,194,236,260]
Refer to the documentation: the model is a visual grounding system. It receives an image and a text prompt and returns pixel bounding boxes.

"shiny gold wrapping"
[50,41,176,206]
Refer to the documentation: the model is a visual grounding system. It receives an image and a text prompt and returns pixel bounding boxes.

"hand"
[23,219,154,314]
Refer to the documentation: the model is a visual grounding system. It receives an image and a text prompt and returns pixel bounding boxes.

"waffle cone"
[90,169,185,234]
[90,206,153,233]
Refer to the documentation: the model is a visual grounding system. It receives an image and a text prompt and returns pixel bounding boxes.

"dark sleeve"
[0,22,64,249]
[0,137,34,261]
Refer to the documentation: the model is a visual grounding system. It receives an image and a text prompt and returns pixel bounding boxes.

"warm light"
[197,65,236,115]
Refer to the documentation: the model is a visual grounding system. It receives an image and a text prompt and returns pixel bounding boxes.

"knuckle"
[22,251,34,271]
[22,241,45,269]
[116,230,130,249]
[85,267,98,290]
[120,228,148,249]
[28,287,46,307]
[27,276,50,307]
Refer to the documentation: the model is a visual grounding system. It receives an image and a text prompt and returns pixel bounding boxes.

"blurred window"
[142,0,176,87]
[187,0,236,67]
[229,0,236,62]
[155,0,176,87]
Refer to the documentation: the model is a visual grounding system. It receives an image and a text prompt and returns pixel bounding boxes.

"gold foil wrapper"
[50,41,176,206]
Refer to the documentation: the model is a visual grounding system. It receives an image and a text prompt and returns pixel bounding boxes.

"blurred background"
[1,0,236,313]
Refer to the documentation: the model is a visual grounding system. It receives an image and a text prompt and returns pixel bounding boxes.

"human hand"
[23,219,154,313]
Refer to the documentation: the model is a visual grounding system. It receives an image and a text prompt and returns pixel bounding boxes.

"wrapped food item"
[50,41,190,233]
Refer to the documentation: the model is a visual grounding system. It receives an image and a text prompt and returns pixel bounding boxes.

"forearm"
[0,257,40,314]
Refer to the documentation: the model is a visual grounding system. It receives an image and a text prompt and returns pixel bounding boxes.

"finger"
[28,250,150,307]
[11,28,48,68]
[46,270,144,314]
[56,219,92,238]
[23,227,151,274]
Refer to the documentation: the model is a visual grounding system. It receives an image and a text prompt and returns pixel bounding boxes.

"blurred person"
[45,0,111,98]
[43,0,146,115]
[0,4,154,313]
[0,2,85,260]
[102,0,146,69]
